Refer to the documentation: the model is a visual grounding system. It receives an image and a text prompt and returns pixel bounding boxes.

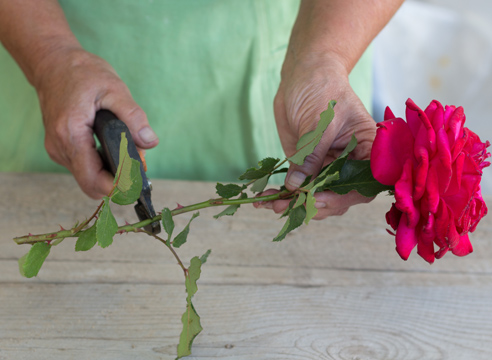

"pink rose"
[371,99,490,263]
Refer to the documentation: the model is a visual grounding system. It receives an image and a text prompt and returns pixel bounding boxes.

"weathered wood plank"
[3,257,492,288]
[1,283,492,359]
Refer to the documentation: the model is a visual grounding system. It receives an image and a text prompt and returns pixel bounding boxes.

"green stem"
[13,189,293,245]
[137,229,188,275]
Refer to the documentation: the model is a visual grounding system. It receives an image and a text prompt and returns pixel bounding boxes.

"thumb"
[104,97,159,150]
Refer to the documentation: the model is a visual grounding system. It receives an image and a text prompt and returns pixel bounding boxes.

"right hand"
[34,48,159,199]
[255,59,376,220]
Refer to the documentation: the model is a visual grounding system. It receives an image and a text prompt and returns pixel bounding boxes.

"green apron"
[0,0,372,182]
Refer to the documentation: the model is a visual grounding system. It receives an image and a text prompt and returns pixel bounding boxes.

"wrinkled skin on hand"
[34,48,159,199]
[255,60,376,219]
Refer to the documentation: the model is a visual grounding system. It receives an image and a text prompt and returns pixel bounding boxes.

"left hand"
[255,59,376,219]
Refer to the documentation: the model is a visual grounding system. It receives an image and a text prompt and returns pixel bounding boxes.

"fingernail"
[139,127,158,144]
[287,171,306,188]
[257,201,273,210]
[315,202,326,209]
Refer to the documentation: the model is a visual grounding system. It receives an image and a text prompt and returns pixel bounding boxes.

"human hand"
[34,48,159,199]
[255,60,376,219]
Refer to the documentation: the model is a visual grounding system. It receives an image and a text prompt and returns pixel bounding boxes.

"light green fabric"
[0,0,372,182]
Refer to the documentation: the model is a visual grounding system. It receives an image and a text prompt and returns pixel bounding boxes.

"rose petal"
[469,187,488,233]
[445,152,465,196]
[408,98,436,155]
[425,100,444,130]
[384,106,396,120]
[435,199,450,248]
[417,237,435,264]
[394,160,420,227]
[386,203,402,231]
[451,233,473,257]
[436,128,452,193]
[446,106,465,143]
[451,127,468,161]
[413,145,429,201]
[405,98,423,138]
[395,213,418,260]
[371,119,414,185]
[417,214,436,264]
[424,165,440,214]
[435,246,449,259]
[449,173,481,234]
[443,105,456,124]
[447,214,461,249]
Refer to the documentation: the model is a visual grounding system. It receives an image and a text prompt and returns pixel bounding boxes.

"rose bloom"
[371,99,490,263]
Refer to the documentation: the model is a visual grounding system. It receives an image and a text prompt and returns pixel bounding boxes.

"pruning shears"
[93,110,161,235]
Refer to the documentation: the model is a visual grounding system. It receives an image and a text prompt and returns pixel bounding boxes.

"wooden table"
[1,172,492,360]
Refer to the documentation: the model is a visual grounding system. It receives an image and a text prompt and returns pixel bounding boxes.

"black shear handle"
[93,110,161,234]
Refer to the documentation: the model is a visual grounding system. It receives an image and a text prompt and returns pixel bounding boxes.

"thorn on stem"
[174,203,184,210]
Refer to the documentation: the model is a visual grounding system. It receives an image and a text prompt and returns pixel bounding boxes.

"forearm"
[0,0,82,87]
[285,0,404,74]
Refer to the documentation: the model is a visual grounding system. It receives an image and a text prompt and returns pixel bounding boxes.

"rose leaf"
[75,224,97,251]
[18,242,51,278]
[96,197,118,248]
[173,212,200,248]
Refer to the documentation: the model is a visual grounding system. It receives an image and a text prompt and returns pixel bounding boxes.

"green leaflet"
[213,204,240,219]
[114,133,132,193]
[324,160,394,197]
[280,197,297,218]
[338,133,358,159]
[272,167,288,175]
[176,303,201,360]
[288,100,336,165]
[186,257,201,297]
[96,197,118,248]
[75,224,97,251]
[176,256,205,359]
[250,174,270,193]
[307,133,357,193]
[273,205,306,242]
[200,249,212,264]
[111,132,143,205]
[215,183,246,198]
[161,207,175,246]
[18,242,51,278]
[310,172,340,194]
[238,157,280,180]
[51,238,65,246]
[213,193,247,219]
[111,159,142,205]
[304,192,317,224]
[173,212,200,248]
[293,192,306,209]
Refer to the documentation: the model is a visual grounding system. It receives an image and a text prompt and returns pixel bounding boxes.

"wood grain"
[1,173,492,359]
